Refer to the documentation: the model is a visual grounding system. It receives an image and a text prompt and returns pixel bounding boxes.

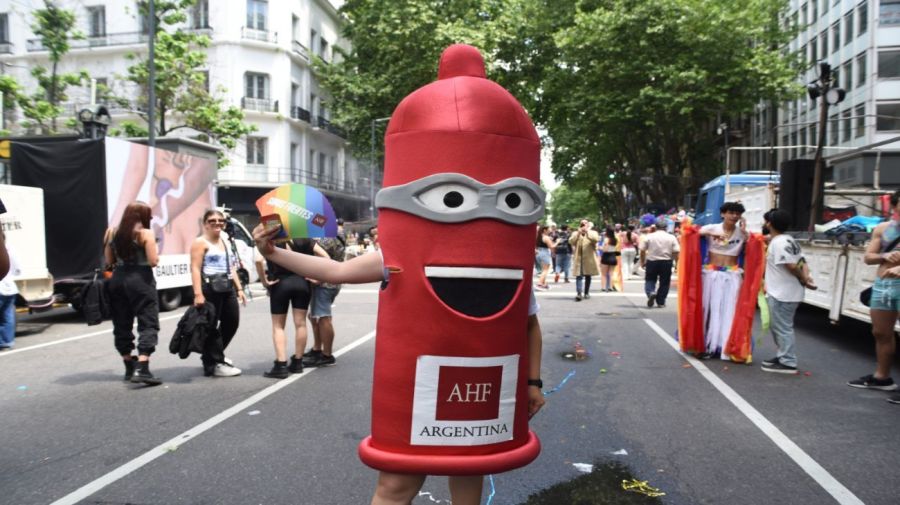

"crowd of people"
[547,193,900,405]
[101,205,359,386]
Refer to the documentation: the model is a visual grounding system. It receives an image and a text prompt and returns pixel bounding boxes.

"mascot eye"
[416,184,480,213]
[497,188,537,215]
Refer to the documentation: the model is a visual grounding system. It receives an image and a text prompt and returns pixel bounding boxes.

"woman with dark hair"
[534,224,557,290]
[190,209,246,378]
[599,227,619,291]
[103,202,162,385]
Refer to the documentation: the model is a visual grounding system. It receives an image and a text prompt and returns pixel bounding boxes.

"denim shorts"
[535,248,552,267]
[309,285,340,319]
[870,277,900,312]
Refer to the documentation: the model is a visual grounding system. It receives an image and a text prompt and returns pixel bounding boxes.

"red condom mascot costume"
[358,44,544,475]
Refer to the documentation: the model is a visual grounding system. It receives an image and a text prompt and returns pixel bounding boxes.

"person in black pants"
[256,239,330,378]
[103,202,162,385]
[190,209,246,377]
[639,218,680,308]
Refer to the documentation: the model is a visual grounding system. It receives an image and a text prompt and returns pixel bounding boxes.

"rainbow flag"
[255,184,338,238]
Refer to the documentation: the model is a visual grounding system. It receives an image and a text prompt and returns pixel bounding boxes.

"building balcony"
[290,106,311,122]
[218,165,360,194]
[314,116,346,138]
[291,40,309,60]
[185,25,213,37]
[0,42,13,54]
[241,26,277,44]
[241,97,278,113]
[27,31,150,52]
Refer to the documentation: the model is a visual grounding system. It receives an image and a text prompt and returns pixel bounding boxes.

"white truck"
[8,136,258,312]
[702,174,888,325]
[0,184,55,311]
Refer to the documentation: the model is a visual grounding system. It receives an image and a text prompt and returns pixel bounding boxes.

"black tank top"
[266,239,314,279]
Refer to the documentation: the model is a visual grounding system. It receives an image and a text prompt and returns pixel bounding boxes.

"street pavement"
[1,279,899,505]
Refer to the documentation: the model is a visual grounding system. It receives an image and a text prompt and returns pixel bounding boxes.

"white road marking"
[643,319,864,505]
[47,329,377,505]
[0,313,184,358]
[3,296,265,358]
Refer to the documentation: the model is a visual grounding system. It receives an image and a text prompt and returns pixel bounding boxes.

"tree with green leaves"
[18,1,87,134]
[116,0,255,167]
[548,185,601,227]
[540,0,801,216]
[320,0,800,215]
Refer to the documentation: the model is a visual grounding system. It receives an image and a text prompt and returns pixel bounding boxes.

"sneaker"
[647,293,656,308]
[223,357,234,366]
[761,362,798,374]
[535,284,550,291]
[848,374,898,391]
[213,363,242,377]
[584,292,591,299]
[263,361,290,379]
[308,354,337,368]
[289,356,304,374]
[575,293,583,302]
[887,394,900,405]
[301,349,323,366]
[761,356,780,367]
[657,304,666,309]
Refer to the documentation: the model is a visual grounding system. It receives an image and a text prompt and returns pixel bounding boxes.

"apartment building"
[727,0,900,177]
[0,0,369,222]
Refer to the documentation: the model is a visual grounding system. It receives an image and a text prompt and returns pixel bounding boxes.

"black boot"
[289,355,304,374]
[123,356,137,381]
[131,360,162,386]
[264,360,290,379]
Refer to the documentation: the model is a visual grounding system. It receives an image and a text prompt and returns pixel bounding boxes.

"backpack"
[555,231,572,254]
[81,270,111,326]
[318,232,347,262]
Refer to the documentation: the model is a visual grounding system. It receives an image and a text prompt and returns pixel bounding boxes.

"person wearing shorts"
[303,226,347,368]
[849,190,900,404]
[257,238,328,378]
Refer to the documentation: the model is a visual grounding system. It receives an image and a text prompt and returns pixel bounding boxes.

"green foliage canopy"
[320,0,801,216]
[118,0,256,167]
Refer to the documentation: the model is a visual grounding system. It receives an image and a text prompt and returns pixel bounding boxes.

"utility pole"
[369,117,390,220]
[147,0,156,147]
[806,62,844,232]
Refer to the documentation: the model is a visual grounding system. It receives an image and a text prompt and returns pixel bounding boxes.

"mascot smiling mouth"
[424,266,523,318]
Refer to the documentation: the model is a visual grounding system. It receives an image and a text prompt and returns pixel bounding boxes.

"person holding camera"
[569,219,600,301]
[190,209,245,378]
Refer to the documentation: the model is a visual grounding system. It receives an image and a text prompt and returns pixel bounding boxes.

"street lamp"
[806,61,845,232]
[369,116,391,220]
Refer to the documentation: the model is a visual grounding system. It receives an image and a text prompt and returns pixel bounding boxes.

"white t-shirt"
[0,246,20,296]
[765,234,805,302]
[701,223,746,256]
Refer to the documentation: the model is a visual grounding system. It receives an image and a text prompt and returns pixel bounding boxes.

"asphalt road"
[1,279,899,505]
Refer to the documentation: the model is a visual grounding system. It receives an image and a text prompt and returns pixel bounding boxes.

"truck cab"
[694,171,779,228]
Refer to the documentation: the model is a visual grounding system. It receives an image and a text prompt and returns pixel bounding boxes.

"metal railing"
[185,25,213,37]
[291,40,309,60]
[0,42,12,54]
[241,26,277,44]
[27,31,153,52]
[313,116,346,138]
[218,165,360,193]
[59,101,141,115]
[290,106,311,122]
[241,97,278,113]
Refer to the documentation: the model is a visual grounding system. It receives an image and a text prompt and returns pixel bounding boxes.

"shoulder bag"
[203,242,233,294]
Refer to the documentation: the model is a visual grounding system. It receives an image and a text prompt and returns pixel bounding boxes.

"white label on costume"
[410,354,518,446]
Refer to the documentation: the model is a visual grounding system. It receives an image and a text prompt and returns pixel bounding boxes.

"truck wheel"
[158,289,183,312]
